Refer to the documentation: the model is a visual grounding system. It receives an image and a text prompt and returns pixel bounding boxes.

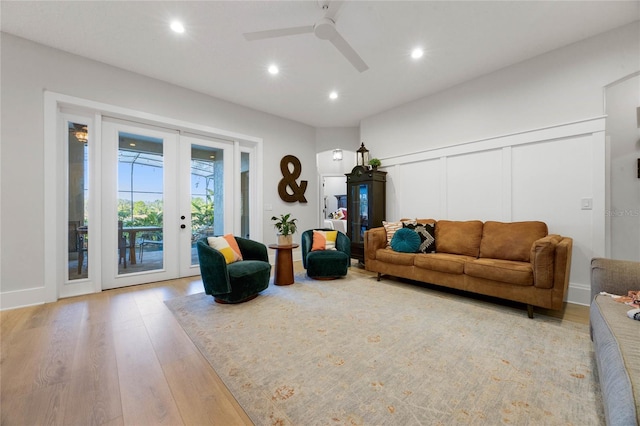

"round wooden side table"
[268,243,299,286]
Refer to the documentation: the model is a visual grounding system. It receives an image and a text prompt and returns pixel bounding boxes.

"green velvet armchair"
[196,237,271,303]
[301,229,351,279]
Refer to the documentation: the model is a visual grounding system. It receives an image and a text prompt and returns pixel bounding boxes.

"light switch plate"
[581,198,593,210]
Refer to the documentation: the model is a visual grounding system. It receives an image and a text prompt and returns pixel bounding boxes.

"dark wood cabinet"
[345,166,386,263]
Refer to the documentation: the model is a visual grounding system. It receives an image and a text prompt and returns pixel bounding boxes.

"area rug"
[165,273,604,425]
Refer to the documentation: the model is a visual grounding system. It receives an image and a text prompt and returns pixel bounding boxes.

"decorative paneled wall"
[380,117,606,305]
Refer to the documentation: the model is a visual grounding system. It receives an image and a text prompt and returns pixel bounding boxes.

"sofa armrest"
[591,257,640,302]
[364,227,387,260]
[530,234,562,289]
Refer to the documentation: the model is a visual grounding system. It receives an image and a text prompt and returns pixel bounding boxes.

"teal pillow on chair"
[390,228,421,253]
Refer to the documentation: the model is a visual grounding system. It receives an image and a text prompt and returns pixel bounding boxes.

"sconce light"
[332,149,343,161]
[356,142,369,167]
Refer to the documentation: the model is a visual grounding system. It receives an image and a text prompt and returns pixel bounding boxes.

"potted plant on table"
[271,213,298,246]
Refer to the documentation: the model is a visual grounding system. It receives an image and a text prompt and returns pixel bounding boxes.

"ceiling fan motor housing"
[314,17,337,40]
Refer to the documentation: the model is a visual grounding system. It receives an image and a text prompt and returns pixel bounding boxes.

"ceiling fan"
[243,0,368,73]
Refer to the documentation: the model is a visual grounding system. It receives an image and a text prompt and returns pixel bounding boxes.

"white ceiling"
[2,1,639,128]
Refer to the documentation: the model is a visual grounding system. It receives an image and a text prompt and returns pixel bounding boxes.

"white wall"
[0,33,318,302]
[360,22,640,305]
[361,22,639,159]
[605,73,640,262]
[315,127,360,153]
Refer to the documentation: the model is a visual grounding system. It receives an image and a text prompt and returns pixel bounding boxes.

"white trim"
[0,287,46,311]
[49,92,262,144]
[381,116,607,167]
[40,91,264,306]
[44,92,60,303]
[501,146,512,221]
[566,282,592,307]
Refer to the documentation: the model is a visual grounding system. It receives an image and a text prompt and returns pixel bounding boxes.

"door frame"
[44,91,263,302]
[318,173,347,227]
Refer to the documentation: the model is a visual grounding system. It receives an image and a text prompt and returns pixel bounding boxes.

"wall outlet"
[264,203,273,211]
[581,198,593,210]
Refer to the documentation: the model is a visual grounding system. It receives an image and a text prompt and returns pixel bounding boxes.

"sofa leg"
[527,304,534,319]
[377,272,382,281]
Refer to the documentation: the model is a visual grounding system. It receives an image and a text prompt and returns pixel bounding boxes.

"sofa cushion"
[403,222,436,253]
[383,220,417,246]
[591,294,640,425]
[479,221,548,262]
[464,258,533,286]
[414,253,470,275]
[435,220,483,257]
[391,228,421,253]
[376,248,416,266]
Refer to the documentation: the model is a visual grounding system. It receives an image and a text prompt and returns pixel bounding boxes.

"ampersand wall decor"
[278,155,308,203]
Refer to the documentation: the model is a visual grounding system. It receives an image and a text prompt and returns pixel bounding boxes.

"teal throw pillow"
[390,228,421,253]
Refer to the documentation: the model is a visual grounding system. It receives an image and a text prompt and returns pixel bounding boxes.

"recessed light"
[329,91,338,100]
[170,21,185,34]
[268,64,279,75]
[411,47,424,59]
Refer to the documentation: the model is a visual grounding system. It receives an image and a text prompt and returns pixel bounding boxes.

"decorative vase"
[278,234,293,246]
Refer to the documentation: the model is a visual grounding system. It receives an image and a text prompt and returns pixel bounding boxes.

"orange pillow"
[207,234,243,264]
[311,230,338,251]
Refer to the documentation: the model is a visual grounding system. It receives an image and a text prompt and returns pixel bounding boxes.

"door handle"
[180,215,186,220]
[180,224,186,229]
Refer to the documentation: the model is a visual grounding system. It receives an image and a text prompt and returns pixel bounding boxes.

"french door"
[101,120,233,289]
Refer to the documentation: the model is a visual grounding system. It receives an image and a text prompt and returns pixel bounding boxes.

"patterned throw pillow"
[403,222,436,253]
[207,234,243,264]
[383,219,417,246]
[390,228,421,253]
[312,230,338,251]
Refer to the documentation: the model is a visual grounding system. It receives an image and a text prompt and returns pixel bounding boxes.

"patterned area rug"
[165,272,604,425]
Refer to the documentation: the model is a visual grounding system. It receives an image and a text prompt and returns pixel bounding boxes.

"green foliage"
[117,199,164,227]
[117,188,215,237]
[271,213,297,236]
[368,158,381,168]
[191,196,214,233]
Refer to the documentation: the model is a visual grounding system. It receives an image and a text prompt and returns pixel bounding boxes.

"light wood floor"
[1,262,589,425]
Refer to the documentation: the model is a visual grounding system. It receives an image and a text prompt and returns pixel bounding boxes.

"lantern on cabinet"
[356,143,369,167]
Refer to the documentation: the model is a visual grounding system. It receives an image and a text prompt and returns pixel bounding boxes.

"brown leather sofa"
[364,220,573,318]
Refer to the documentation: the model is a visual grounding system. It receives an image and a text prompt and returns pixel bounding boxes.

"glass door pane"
[190,144,223,266]
[67,121,89,281]
[117,132,164,274]
[241,151,250,239]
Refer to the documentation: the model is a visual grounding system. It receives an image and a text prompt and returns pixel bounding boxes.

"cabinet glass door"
[350,183,369,244]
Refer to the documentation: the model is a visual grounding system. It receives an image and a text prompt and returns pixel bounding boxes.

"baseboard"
[566,282,591,306]
[1,287,46,311]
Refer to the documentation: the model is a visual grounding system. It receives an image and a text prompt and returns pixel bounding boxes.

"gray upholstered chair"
[301,229,351,279]
[196,236,271,303]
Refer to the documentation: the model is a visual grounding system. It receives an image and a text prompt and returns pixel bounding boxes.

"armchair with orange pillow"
[301,229,351,279]
[196,235,271,303]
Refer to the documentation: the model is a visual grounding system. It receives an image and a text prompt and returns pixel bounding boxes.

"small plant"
[368,158,381,168]
[271,213,298,236]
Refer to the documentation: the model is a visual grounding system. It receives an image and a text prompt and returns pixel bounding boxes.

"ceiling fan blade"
[323,0,344,21]
[243,25,314,41]
[329,31,368,72]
